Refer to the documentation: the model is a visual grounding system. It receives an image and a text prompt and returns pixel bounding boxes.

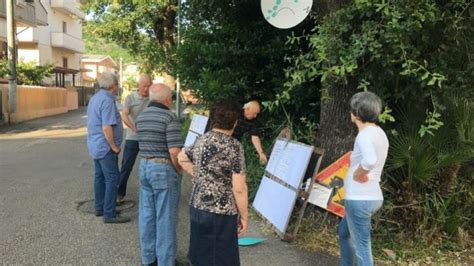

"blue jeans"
[138,159,181,266]
[118,140,140,198]
[339,200,383,266]
[93,150,119,219]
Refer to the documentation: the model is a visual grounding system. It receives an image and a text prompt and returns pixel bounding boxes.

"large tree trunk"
[317,78,358,167]
[314,0,353,167]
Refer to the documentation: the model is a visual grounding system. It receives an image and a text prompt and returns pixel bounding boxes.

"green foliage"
[83,23,133,63]
[176,0,284,103]
[387,129,439,190]
[0,59,53,85]
[277,0,474,252]
[419,110,444,137]
[282,0,474,115]
[241,137,266,199]
[383,96,473,246]
[82,0,177,73]
[122,76,138,91]
[176,1,319,110]
[378,106,395,124]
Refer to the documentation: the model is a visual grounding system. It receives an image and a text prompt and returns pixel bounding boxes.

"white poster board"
[265,139,314,189]
[189,114,208,133]
[184,131,200,147]
[184,114,209,147]
[253,138,314,235]
[253,176,297,233]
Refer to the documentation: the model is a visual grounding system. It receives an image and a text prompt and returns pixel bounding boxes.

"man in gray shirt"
[117,74,152,203]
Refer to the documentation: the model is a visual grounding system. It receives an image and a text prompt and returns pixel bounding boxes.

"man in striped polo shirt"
[135,83,183,266]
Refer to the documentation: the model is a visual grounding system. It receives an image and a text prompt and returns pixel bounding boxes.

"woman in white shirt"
[339,91,389,266]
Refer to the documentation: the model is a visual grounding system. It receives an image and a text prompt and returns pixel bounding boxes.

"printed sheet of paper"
[265,139,313,189]
[184,114,209,147]
[307,182,333,209]
[188,114,208,134]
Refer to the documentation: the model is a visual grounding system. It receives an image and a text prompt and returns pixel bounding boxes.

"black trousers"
[188,207,240,266]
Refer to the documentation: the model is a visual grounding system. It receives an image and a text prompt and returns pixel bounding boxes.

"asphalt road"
[0,108,338,265]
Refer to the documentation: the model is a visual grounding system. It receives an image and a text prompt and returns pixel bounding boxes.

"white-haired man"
[117,74,152,203]
[86,72,130,223]
[135,83,183,266]
[232,100,268,165]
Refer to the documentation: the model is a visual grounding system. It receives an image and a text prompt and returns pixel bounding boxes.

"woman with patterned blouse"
[178,101,248,266]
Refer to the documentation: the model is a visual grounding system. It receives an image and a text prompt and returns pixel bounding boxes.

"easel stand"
[283,147,324,242]
[253,145,324,242]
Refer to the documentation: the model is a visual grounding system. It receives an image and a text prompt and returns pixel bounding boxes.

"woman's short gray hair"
[149,83,172,102]
[97,72,118,90]
[350,91,383,123]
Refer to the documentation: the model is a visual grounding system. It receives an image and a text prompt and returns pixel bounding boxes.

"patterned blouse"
[184,131,246,215]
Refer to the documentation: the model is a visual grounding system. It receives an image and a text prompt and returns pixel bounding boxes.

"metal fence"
[77,86,97,107]
[0,90,3,122]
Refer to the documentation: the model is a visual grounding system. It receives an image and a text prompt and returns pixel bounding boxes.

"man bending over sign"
[232,100,268,165]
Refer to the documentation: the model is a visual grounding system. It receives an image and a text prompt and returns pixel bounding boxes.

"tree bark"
[317,78,358,167]
[314,0,353,167]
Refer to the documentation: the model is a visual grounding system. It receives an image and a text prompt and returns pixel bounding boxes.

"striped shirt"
[136,102,183,158]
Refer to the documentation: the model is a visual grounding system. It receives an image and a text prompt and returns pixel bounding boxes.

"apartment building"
[0,0,48,58]
[14,0,85,87]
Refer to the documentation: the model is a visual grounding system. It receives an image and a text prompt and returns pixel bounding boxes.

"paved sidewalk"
[0,108,338,265]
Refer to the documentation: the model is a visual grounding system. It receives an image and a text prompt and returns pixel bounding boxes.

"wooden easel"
[283,147,325,242]
[252,140,325,242]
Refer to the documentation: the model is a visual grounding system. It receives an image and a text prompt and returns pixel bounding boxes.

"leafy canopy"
[82,0,178,73]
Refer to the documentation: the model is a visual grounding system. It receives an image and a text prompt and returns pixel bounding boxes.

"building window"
[0,42,7,59]
[63,57,68,68]
[62,21,67,33]
[0,42,18,61]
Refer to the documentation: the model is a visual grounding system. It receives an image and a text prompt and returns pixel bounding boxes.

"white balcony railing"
[51,32,85,53]
[35,0,48,26]
[0,1,36,26]
[17,27,39,43]
[50,0,84,19]
[0,1,48,27]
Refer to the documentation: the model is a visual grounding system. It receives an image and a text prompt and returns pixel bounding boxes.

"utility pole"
[119,57,123,98]
[7,0,17,116]
[175,0,181,119]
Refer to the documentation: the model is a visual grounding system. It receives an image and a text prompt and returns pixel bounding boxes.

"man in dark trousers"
[233,100,268,165]
[117,74,152,203]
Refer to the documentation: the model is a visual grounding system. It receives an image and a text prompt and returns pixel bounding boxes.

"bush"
[0,59,53,86]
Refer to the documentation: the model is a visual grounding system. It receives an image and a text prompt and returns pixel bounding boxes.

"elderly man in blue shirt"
[87,72,130,223]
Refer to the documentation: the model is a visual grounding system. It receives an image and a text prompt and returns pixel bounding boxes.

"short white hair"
[149,83,172,103]
[243,101,261,110]
[97,72,118,90]
[139,74,152,84]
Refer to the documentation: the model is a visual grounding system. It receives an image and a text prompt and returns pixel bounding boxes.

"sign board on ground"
[184,114,209,147]
[253,138,314,235]
[309,151,351,217]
